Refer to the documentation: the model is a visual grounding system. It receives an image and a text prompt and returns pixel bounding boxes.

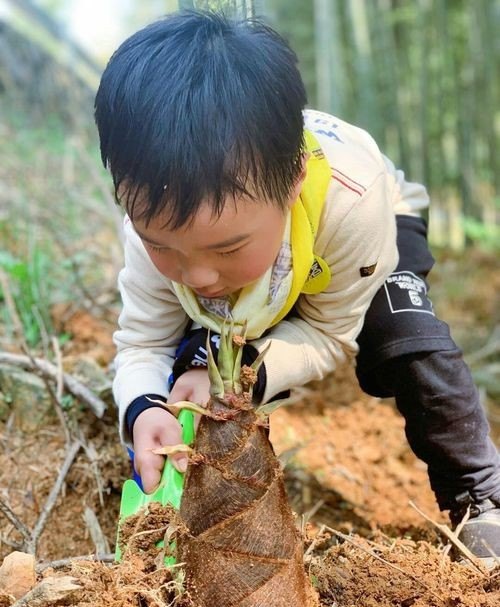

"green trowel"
[115,408,195,563]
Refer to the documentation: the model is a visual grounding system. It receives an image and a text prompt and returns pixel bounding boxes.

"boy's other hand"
[168,368,211,435]
[168,367,211,409]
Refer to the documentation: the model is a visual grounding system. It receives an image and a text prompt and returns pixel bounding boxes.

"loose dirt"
[0,250,498,605]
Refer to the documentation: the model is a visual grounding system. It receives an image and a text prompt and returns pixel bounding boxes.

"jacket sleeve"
[251,171,399,402]
[113,218,190,445]
[382,154,430,215]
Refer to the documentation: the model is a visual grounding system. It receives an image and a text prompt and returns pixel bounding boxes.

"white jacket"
[113,109,429,444]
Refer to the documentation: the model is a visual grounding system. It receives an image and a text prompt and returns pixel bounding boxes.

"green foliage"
[462,216,500,252]
[0,106,121,351]
[9,113,68,157]
[0,247,54,347]
[60,394,75,411]
[265,0,499,250]
[266,0,315,106]
[180,0,257,17]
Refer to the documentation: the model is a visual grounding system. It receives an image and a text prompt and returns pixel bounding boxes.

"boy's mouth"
[194,288,226,298]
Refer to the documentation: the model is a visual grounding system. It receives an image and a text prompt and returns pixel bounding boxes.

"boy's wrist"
[171,328,267,401]
[126,394,168,438]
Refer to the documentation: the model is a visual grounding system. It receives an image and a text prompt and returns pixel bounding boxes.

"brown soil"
[0,250,499,605]
[118,502,181,572]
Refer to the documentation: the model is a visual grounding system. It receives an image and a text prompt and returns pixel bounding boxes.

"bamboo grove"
[269,0,499,250]
[3,0,498,249]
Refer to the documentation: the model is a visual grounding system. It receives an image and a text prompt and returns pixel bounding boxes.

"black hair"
[94,10,307,229]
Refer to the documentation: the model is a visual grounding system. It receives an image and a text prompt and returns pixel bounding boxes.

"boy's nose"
[181,265,219,289]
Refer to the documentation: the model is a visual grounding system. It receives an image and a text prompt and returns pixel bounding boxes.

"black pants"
[356,215,500,511]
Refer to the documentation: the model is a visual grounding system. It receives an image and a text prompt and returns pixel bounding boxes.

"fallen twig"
[80,438,105,508]
[325,526,446,605]
[49,336,72,444]
[21,342,73,445]
[36,553,115,573]
[304,523,327,558]
[1,441,83,555]
[409,500,488,577]
[0,500,32,542]
[480,539,500,569]
[0,535,23,550]
[84,506,110,555]
[300,499,325,535]
[0,352,106,417]
[0,270,73,439]
[26,440,82,554]
[51,336,64,402]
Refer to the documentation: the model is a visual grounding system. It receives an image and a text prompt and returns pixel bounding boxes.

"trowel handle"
[158,409,195,509]
[179,408,195,445]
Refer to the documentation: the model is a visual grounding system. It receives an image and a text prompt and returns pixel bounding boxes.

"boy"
[94,11,500,564]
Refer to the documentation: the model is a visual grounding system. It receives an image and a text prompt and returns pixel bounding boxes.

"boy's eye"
[144,241,244,256]
[146,243,169,253]
[217,247,243,257]
[142,240,169,253]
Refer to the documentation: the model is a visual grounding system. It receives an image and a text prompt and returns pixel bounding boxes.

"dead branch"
[83,507,110,555]
[408,500,488,577]
[0,500,32,542]
[304,523,327,558]
[78,437,105,508]
[0,352,106,417]
[0,441,82,555]
[20,343,72,445]
[26,440,82,554]
[325,526,446,605]
[36,553,115,573]
[47,336,72,444]
[51,336,64,401]
[480,539,500,569]
[0,535,23,551]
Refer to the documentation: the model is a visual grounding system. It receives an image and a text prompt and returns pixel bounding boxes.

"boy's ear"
[287,152,310,207]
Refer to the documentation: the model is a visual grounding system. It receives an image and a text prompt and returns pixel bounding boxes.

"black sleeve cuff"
[126,393,167,438]
[240,343,266,401]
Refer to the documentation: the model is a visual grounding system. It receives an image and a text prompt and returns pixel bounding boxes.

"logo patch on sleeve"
[359,263,377,277]
[384,271,435,315]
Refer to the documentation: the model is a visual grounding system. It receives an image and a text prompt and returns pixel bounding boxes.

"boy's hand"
[168,367,211,409]
[132,368,210,494]
[132,407,186,494]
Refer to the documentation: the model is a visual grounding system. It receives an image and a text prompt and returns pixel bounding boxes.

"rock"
[0,364,53,430]
[63,356,112,399]
[13,576,81,607]
[0,551,36,599]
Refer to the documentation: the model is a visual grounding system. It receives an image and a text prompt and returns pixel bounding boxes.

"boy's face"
[131,176,305,298]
